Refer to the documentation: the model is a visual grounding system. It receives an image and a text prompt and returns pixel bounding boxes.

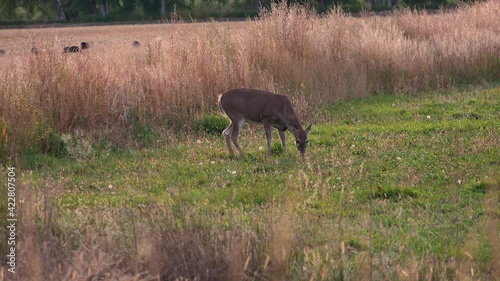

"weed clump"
[469,181,487,194]
[359,186,419,202]
[271,142,284,154]
[133,123,159,147]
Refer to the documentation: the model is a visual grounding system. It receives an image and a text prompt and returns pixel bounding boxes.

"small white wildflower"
[199,162,203,166]
[458,179,462,184]
[337,177,341,180]
[232,171,236,175]
[426,115,431,119]
[210,161,215,164]
[258,146,264,151]
[227,169,231,173]
[350,144,356,149]
[196,140,202,144]
[108,185,113,189]
[397,157,402,161]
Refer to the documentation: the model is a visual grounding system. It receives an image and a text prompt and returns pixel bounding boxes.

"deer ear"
[305,124,312,134]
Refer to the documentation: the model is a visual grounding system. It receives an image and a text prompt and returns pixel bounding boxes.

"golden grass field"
[0,20,249,57]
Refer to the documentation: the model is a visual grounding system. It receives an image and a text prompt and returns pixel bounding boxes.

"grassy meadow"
[0,1,499,280]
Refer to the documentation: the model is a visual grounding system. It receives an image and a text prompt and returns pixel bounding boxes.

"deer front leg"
[278,130,286,153]
[263,123,273,157]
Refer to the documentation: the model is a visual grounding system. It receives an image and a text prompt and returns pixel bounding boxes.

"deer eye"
[306,139,309,144]
[296,140,300,146]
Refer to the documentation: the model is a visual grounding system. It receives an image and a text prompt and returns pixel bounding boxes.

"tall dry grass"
[0,0,499,158]
[3,180,302,281]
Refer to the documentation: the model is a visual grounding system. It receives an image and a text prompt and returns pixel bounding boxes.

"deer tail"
[218,94,226,116]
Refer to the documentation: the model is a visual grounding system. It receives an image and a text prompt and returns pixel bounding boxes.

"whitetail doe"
[218,88,311,157]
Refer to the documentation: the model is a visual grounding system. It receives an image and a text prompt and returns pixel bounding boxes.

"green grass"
[11,86,499,279]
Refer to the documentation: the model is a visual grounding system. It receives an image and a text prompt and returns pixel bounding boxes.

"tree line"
[1,0,451,23]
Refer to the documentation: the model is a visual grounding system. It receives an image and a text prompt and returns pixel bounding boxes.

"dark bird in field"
[81,41,89,50]
[132,41,141,47]
[0,49,5,56]
[31,47,39,55]
[64,46,80,53]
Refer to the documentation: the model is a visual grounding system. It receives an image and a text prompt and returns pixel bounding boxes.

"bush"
[195,114,229,135]
[41,131,68,157]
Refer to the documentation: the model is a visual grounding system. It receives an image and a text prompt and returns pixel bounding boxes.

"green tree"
[1,0,18,19]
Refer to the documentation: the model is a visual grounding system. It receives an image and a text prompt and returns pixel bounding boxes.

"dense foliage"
[1,0,455,23]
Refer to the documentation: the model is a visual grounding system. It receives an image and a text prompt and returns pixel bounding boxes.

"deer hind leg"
[230,119,244,156]
[278,130,286,153]
[222,123,234,155]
